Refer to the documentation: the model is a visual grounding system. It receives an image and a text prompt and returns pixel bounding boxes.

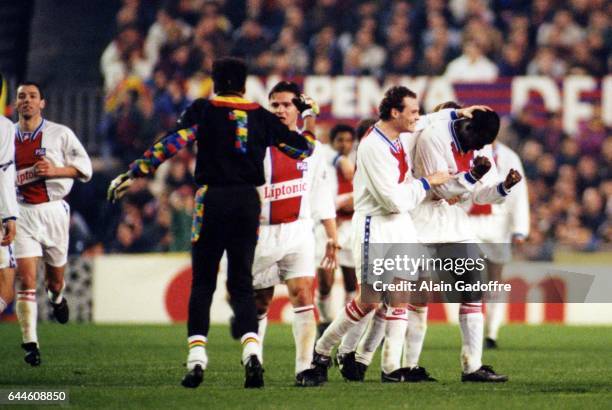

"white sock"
[0,296,6,314]
[187,335,208,370]
[47,281,65,304]
[355,305,386,366]
[241,332,261,364]
[293,305,316,374]
[459,303,484,373]
[315,299,367,356]
[16,290,38,345]
[338,309,374,354]
[381,306,408,374]
[257,312,268,363]
[317,292,334,323]
[403,303,428,368]
[485,303,505,340]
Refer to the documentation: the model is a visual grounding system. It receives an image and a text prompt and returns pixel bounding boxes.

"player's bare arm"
[33,158,83,179]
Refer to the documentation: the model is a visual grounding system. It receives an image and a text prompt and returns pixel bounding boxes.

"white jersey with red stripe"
[0,115,18,220]
[258,140,335,225]
[411,119,510,243]
[467,142,530,243]
[14,119,92,204]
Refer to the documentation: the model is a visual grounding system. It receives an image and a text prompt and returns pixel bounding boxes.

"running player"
[13,82,92,366]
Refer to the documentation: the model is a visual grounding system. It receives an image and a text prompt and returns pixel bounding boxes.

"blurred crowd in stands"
[76,0,611,258]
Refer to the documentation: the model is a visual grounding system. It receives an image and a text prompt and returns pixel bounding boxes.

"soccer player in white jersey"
[467,141,530,349]
[12,82,92,366]
[406,107,521,382]
[311,86,493,382]
[0,111,18,317]
[315,124,359,335]
[250,81,338,386]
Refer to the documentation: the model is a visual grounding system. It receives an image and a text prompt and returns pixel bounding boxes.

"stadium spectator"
[144,7,193,69]
[444,38,498,82]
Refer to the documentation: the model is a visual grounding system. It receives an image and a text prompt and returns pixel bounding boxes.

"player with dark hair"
[13,81,92,366]
[316,124,358,336]
[108,58,317,389]
[250,80,337,387]
[406,106,521,382]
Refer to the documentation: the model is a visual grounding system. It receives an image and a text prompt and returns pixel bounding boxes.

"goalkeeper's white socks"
[316,292,334,323]
[403,303,428,368]
[292,305,316,374]
[0,296,7,314]
[315,299,367,356]
[241,332,262,365]
[187,335,208,370]
[47,281,65,305]
[16,290,38,345]
[257,312,268,363]
[355,306,386,366]
[459,303,484,373]
[381,306,408,374]
[338,309,374,355]
[485,302,505,341]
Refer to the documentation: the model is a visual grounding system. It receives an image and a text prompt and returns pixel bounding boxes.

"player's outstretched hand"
[470,156,491,180]
[424,171,452,186]
[107,172,133,203]
[1,219,16,246]
[458,105,493,119]
[292,94,319,117]
[503,168,522,190]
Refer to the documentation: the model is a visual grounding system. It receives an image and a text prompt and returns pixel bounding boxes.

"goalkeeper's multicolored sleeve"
[128,126,197,177]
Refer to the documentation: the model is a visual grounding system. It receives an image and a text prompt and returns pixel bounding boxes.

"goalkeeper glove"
[107,171,133,203]
[292,94,319,118]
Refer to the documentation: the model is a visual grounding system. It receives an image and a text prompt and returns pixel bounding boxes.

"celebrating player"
[407,107,521,382]
[250,81,337,387]
[107,58,316,389]
[13,82,92,366]
[311,86,458,382]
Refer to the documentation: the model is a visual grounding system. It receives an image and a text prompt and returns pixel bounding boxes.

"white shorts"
[336,218,355,268]
[253,218,315,290]
[470,214,512,264]
[351,212,418,283]
[0,244,16,269]
[14,200,70,267]
[411,201,476,244]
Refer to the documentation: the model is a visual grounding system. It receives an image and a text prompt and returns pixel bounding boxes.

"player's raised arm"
[267,94,317,160]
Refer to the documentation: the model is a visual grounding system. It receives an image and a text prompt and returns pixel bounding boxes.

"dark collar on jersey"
[17,118,45,142]
[448,120,464,153]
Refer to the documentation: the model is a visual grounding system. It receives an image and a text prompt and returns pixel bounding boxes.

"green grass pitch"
[0,323,610,409]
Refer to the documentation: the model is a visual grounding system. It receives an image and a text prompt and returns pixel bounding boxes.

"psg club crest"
[35,148,46,157]
[296,161,308,172]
